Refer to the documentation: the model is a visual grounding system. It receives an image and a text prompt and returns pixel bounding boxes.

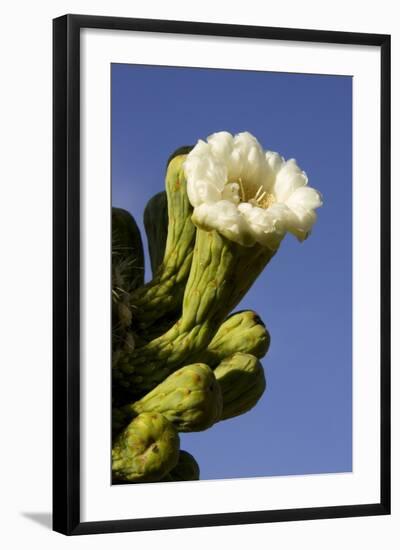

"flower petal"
[285,205,317,241]
[192,201,255,246]
[273,158,308,203]
[286,185,323,211]
[221,182,240,204]
[207,131,234,161]
[187,178,222,206]
[265,150,284,173]
[232,132,273,190]
[238,202,288,249]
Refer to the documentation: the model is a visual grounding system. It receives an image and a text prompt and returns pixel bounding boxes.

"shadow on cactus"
[112,132,322,483]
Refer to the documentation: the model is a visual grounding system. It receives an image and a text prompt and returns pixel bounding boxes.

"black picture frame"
[53,14,391,536]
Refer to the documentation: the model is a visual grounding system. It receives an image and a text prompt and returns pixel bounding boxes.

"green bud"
[214,353,266,420]
[161,450,200,482]
[198,310,270,366]
[126,363,223,432]
[112,412,180,483]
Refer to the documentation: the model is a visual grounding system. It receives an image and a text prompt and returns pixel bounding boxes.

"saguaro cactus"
[114,229,275,396]
[111,132,322,483]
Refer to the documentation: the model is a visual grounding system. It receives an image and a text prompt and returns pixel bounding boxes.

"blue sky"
[112,63,352,480]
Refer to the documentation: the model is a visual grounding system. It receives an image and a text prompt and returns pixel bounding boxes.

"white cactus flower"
[183,131,323,249]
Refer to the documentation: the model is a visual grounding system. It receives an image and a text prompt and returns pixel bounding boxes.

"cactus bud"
[162,450,200,482]
[112,412,180,483]
[198,310,270,366]
[123,363,223,432]
[214,353,266,420]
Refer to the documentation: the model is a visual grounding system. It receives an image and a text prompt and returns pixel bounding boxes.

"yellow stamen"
[238,177,246,202]
[257,190,267,203]
[249,185,275,209]
[236,180,275,209]
[259,193,275,209]
[254,186,264,201]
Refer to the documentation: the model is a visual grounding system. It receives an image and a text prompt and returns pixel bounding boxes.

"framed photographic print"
[53,14,391,535]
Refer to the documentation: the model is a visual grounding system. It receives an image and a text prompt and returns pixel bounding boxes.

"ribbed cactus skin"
[130,154,196,333]
[115,229,274,396]
[112,208,145,365]
[123,363,223,432]
[143,149,193,277]
[112,207,145,291]
[143,146,194,278]
[143,191,168,277]
[112,412,180,483]
[214,353,266,420]
[162,450,200,482]
[197,310,270,366]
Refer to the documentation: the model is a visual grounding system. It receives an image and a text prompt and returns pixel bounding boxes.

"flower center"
[238,178,275,209]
